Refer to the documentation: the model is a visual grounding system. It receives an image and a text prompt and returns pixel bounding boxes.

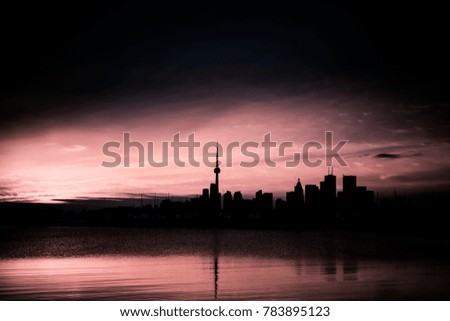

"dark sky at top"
[1,1,448,124]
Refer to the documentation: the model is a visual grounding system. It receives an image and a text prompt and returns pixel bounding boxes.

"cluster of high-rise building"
[196,145,374,218]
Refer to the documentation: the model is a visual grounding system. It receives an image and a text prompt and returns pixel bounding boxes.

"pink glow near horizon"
[0,93,448,203]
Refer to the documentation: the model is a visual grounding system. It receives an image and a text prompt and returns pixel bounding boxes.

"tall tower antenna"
[327,166,333,175]
[214,142,221,192]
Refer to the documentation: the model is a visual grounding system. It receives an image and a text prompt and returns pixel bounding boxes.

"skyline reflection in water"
[1,227,450,300]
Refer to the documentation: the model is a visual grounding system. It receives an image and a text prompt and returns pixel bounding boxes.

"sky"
[1,2,449,203]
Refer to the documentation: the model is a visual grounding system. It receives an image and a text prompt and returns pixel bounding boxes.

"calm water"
[1,227,450,300]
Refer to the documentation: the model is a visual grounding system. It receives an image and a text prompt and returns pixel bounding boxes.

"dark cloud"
[375,153,401,159]
[0,188,17,198]
[374,152,424,159]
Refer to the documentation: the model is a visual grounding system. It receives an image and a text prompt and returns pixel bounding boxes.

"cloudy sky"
[1,2,449,202]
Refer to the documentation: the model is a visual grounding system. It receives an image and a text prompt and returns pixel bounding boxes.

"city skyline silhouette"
[1,145,447,232]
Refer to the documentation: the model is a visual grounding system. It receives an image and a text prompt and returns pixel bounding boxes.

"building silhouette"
[320,168,337,203]
[286,178,305,216]
[209,143,221,213]
[223,191,233,213]
[202,188,209,199]
[254,190,273,215]
[338,175,374,217]
[233,191,243,202]
[305,184,320,210]
[343,175,357,194]
[314,169,337,221]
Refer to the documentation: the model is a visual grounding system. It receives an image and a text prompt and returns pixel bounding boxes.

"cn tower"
[214,143,220,192]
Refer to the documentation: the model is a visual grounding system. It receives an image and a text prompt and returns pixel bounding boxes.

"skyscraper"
[343,175,357,194]
[320,169,336,202]
[305,184,320,208]
[286,178,305,215]
[337,174,375,215]
[294,178,305,205]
